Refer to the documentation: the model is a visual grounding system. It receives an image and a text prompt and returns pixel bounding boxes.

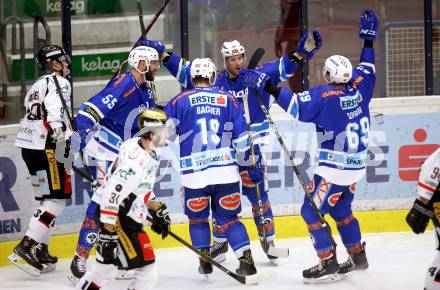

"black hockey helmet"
[37,45,70,69]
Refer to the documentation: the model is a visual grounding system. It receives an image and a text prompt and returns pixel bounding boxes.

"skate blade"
[244,268,278,285]
[267,246,289,258]
[41,263,56,273]
[115,269,136,280]
[8,253,41,277]
[67,274,79,285]
[303,273,343,284]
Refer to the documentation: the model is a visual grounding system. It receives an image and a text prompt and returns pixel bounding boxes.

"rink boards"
[0,96,439,267]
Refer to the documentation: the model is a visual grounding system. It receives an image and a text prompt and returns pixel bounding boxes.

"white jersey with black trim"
[15,73,72,150]
[92,137,158,226]
[417,147,440,201]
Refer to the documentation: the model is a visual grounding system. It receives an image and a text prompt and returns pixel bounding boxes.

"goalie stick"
[112,0,171,79]
[73,161,272,285]
[243,48,289,258]
[249,58,337,249]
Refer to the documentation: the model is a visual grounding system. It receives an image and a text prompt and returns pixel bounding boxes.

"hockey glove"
[238,68,271,95]
[239,166,264,188]
[406,198,434,234]
[149,202,171,239]
[96,227,120,264]
[359,10,378,41]
[136,39,166,58]
[49,122,65,143]
[295,30,322,60]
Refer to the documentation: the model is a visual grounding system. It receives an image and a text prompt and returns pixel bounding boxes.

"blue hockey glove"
[296,30,322,60]
[239,166,264,188]
[359,10,378,41]
[135,39,166,58]
[238,68,270,94]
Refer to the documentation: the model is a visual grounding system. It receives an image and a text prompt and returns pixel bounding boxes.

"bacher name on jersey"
[165,86,249,189]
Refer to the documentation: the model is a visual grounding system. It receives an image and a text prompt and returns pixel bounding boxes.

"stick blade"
[267,246,290,258]
[247,48,265,69]
[244,268,278,285]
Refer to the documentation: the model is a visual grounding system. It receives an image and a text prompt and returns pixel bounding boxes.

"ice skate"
[303,253,341,284]
[339,242,369,275]
[236,249,257,276]
[8,236,44,277]
[198,248,213,278]
[36,243,57,273]
[260,238,279,264]
[210,241,228,263]
[68,254,87,285]
[115,269,136,280]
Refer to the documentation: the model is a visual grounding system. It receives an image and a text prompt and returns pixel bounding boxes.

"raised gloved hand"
[49,122,65,143]
[295,30,322,60]
[96,227,119,264]
[406,198,433,234]
[135,39,166,58]
[359,10,378,41]
[149,202,171,239]
[238,68,271,94]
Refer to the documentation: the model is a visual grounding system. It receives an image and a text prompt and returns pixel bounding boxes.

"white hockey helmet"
[322,55,353,84]
[190,58,217,85]
[128,46,159,74]
[221,40,246,60]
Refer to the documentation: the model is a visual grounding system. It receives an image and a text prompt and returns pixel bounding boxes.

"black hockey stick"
[73,161,268,285]
[136,0,146,40]
[251,79,337,249]
[145,217,271,285]
[51,74,94,183]
[243,48,289,258]
[112,0,171,79]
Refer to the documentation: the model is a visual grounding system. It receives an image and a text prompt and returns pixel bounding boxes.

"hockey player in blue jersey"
[140,30,321,262]
[164,58,263,276]
[239,9,378,283]
[68,46,159,283]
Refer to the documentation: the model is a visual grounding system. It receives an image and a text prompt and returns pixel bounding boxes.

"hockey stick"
[112,0,171,79]
[251,80,337,249]
[73,161,268,285]
[145,217,271,285]
[243,48,289,258]
[136,0,146,40]
[51,74,95,183]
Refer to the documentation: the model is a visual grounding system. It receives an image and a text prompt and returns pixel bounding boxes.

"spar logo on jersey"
[328,192,342,207]
[219,193,241,210]
[187,196,209,212]
[189,94,227,107]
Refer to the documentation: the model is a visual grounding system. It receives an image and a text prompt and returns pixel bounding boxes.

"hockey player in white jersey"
[69,45,159,283]
[9,45,72,276]
[76,107,171,290]
[406,147,440,290]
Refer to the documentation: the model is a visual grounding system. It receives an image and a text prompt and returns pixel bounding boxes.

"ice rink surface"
[0,232,434,290]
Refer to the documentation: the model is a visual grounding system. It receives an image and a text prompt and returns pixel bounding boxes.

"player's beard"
[144,71,155,81]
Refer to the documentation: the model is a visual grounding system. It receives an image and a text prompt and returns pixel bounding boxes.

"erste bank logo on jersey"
[189,94,227,107]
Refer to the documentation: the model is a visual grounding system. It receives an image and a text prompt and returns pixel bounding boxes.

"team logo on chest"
[219,193,241,210]
[187,196,209,212]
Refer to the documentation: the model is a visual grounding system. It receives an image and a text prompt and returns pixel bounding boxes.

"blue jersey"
[75,72,156,161]
[277,47,376,185]
[164,53,299,142]
[164,86,249,189]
